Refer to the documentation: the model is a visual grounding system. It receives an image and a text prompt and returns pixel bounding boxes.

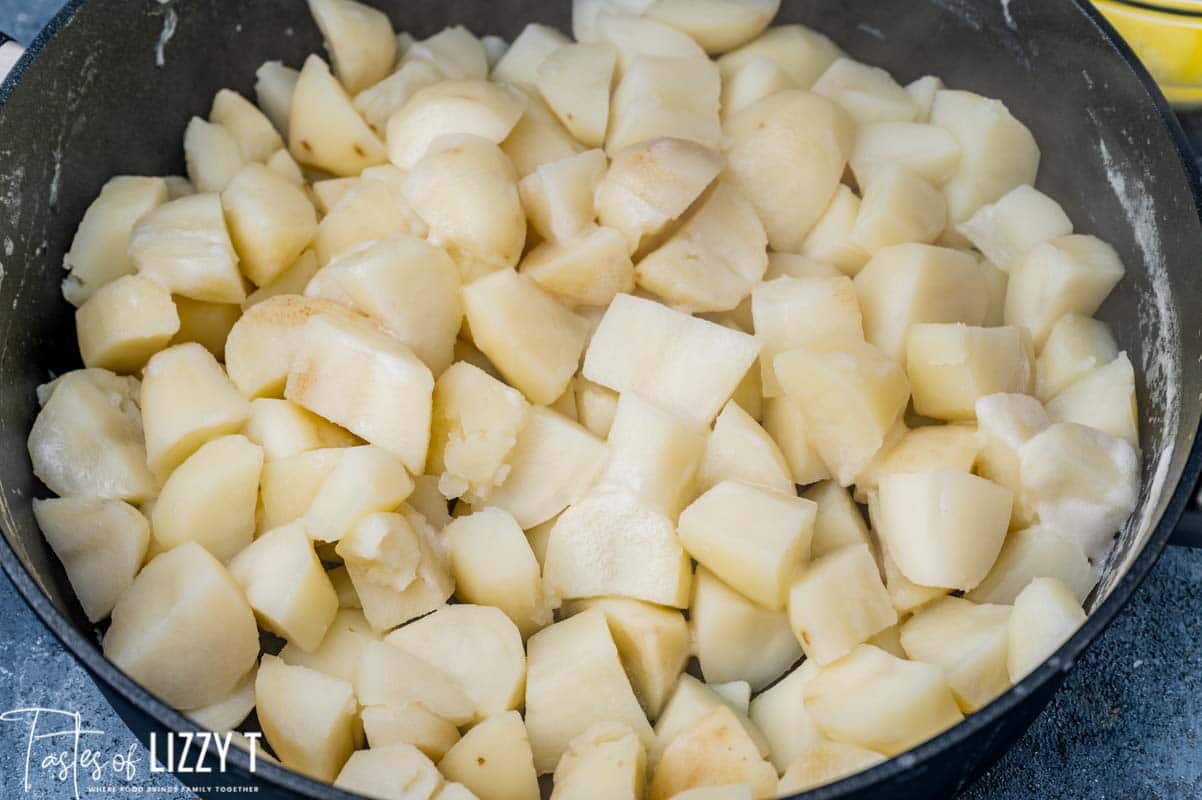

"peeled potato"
[289,55,387,176]
[538,42,617,148]
[439,711,541,800]
[308,0,396,94]
[646,0,779,54]
[128,193,245,305]
[75,274,179,374]
[387,80,525,169]
[257,654,359,781]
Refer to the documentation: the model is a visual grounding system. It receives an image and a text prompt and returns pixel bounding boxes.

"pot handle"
[0,31,24,83]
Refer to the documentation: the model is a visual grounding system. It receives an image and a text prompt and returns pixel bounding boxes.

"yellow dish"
[1095,0,1202,105]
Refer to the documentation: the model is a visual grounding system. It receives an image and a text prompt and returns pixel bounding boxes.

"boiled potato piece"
[905,323,1034,421]
[747,661,824,773]
[361,702,461,761]
[32,497,149,622]
[220,163,317,288]
[724,91,854,251]
[777,742,886,795]
[849,121,962,189]
[492,23,571,89]
[280,608,379,684]
[501,88,587,177]
[353,60,443,135]
[356,640,475,724]
[520,226,635,308]
[151,434,263,561]
[799,185,868,275]
[802,480,869,558]
[761,397,830,486]
[788,543,897,664]
[647,0,778,54]
[518,149,607,243]
[592,13,706,73]
[387,81,525,169]
[312,167,428,266]
[210,88,284,163]
[286,312,434,473]
[1045,353,1139,447]
[812,58,917,124]
[63,176,169,306]
[595,138,724,253]
[1007,577,1087,681]
[773,341,910,487]
[254,61,299,138]
[244,398,357,461]
[906,75,945,120]
[128,193,245,304]
[552,722,646,800]
[608,55,722,154]
[720,55,791,118]
[717,23,842,88]
[974,392,1050,530]
[335,744,443,800]
[189,665,257,733]
[698,399,794,496]
[648,706,778,800]
[486,405,607,528]
[900,596,1011,712]
[403,26,489,80]
[184,118,244,194]
[876,469,1013,591]
[257,654,358,782]
[653,673,770,762]
[289,55,387,176]
[445,508,550,638]
[439,711,541,800]
[477,35,507,67]
[956,184,1073,271]
[305,445,413,542]
[877,538,948,615]
[930,90,1039,223]
[309,0,396,94]
[538,43,617,148]
[170,296,240,359]
[1035,314,1118,401]
[849,166,947,253]
[387,604,527,722]
[104,542,259,709]
[75,274,179,373]
[690,568,801,691]
[854,423,981,500]
[584,294,760,425]
[244,250,321,308]
[141,343,251,480]
[803,644,963,756]
[969,524,1095,606]
[230,522,338,651]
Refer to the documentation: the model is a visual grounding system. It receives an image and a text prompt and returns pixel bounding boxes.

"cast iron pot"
[1,1,1200,798]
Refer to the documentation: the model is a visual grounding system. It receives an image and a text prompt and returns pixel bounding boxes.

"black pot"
[1,1,1200,798]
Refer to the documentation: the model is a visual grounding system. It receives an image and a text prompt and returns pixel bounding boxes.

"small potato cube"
[761,397,831,485]
[590,13,705,73]
[355,640,475,725]
[716,24,842,89]
[552,722,646,800]
[901,596,1012,712]
[648,706,778,800]
[812,58,917,124]
[1007,577,1087,681]
[747,661,825,773]
[690,568,802,692]
[855,423,981,500]
[387,80,524,169]
[906,75,944,120]
[308,446,413,542]
[254,61,299,138]
[75,274,180,373]
[439,711,541,800]
[258,447,344,530]
[876,469,1013,591]
[525,609,655,773]
[361,702,461,761]
[279,608,379,684]
[243,250,321,308]
[974,392,1050,529]
[799,185,869,276]
[607,55,722,154]
[519,149,607,243]
[521,226,635,308]
[220,163,317,288]
[407,475,453,530]
[853,243,988,362]
[1046,353,1139,447]
[849,121,962,189]
[876,536,948,614]
[33,497,149,622]
[697,401,793,496]
[256,654,359,781]
[788,543,897,664]
[151,434,263,561]
[501,89,587,178]
[721,55,791,119]
[646,0,777,54]
[289,55,387,176]
[230,522,339,652]
[63,175,168,306]
[170,297,240,359]
[244,398,357,461]
[334,744,443,800]
[802,480,869,558]
[538,42,617,148]
[803,644,963,756]
[309,0,395,94]
[210,88,284,162]
[777,742,886,795]
[128,193,245,304]
[1035,314,1118,401]
[956,184,1073,271]
[492,23,571,89]
[654,673,770,762]
[312,170,427,266]
[353,60,442,136]
[184,118,244,194]
[403,26,489,80]
[930,90,1039,223]
[850,166,947,253]
[905,323,1034,421]
[572,377,618,440]
[969,524,1096,605]
[584,294,760,425]
[104,542,259,710]
[773,341,910,487]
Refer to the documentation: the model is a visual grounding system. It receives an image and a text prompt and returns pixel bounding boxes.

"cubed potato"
[439,711,541,800]
[286,312,434,473]
[773,341,910,486]
[445,508,550,638]
[501,88,587,178]
[280,608,378,683]
[184,118,244,194]
[850,166,947,253]
[974,392,1050,530]
[492,23,571,89]
[128,193,245,304]
[906,75,944,121]
[538,43,617,148]
[361,702,461,761]
[812,57,916,124]
[244,398,356,461]
[689,568,802,691]
[803,644,963,756]
[519,149,607,243]
[150,434,263,561]
[1046,353,1139,447]
[680,480,813,610]
[254,61,299,138]
[646,0,777,54]
[595,138,724,253]
[608,55,722,154]
[356,640,475,725]
[141,343,251,480]
[387,604,527,722]
[900,596,1011,712]
[654,673,769,765]
[289,55,387,176]
[403,26,489,80]
[32,497,149,622]
[244,250,321,308]
[1019,422,1140,561]
[798,185,869,276]
[747,661,824,773]
[969,524,1096,605]
[544,491,692,608]
[305,445,413,543]
[787,543,897,664]
[312,168,428,267]
[853,243,988,362]
[308,0,396,93]
[189,665,257,733]
[353,60,442,136]
[720,55,791,118]
[521,226,635,308]
[75,274,179,373]
[1035,314,1118,401]
[387,81,524,169]
[220,163,317,288]
[525,609,655,773]
[256,654,358,781]
[905,323,1034,421]
[724,91,854,252]
[584,294,760,425]
[697,400,793,496]
[761,397,831,485]
[777,742,886,795]
[849,121,961,189]
[105,542,259,709]
[875,469,1013,590]
[956,184,1073,272]
[210,88,285,162]
[635,180,768,313]
[263,145,305,187]
[561,597,689,720]
[257,446,343,530]
[875,534,948,614]
[716,23,842,88]
[854,423,981,500]
[488,406,608,528]
[230,522,338,651]
[648,706,778,800]
[802,480,869,558]
[589,12,706,72]
[1007,577,1086,681]
[552,722,646,800]
[753,275,863,396]
[62,176,169,306]
[169,297,239,359]
[334,744,443,800]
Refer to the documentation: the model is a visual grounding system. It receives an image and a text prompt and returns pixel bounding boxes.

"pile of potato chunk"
[28,0,1143,797]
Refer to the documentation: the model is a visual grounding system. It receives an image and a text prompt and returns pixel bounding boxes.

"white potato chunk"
[311,167,427,266]
[906,75,944,121]
[280,608,378,684]
[519,149,606,244]
[244,249,321,307]
[799,185,869,276]
[906,323,1034,421]
[286,312,434,473]
[788,543,897,664]
[492,23,571,89]
[812,58,917,124]
[501,88,587,177]
[254,61,299,138]
[104,542,259,709]
[1046,353,1139,447]
[262,145,305,187]
[648,706,778,800]
[849,122,961,189]
[974,392,1051,532]
[690,568,802,692]
[258,447,344,530]
[720,55,791,118]
[170,296,240,359]
[724,91,855,251]
[361,702,461,761]
[803,644,963,756]
[439,712,541,800]
[753,275,863,396]
[900,596,1011,712]
[479,35,509,69]
[608,55,722,154]
[761,397,830,485]
[353,60,442,135]
[407,475,453,529]
[356,640,475,725]
[289,55,387,176]
[63,176,168,306]
[716,24,842,88]
[538,43,617,148]
[521,226,635,308]
[653,673,770,763]
[802,480,869,558]
[387,81,524,169]
[850,166,947,253]
[335,744,443,800]
[305,445,413,542]
[697,400,792,495]
[220,163,317,288]
[128,193,245,304]
[33,497,149,622]
[875,534,948,615]
[184,118,244,194]
[969,524,1096,605]
[244,398,357,461]
[552,722,646,800]
[1035,314,1118,401]
[1008,577,1089,686]
[75,274,179,373]
[403,26,489,80]
[525,609,655,773]
[257,654,358,781]
[957,184,1073,271]
[573,377,619,438]
[646,0,777,54]
[777,742,885,795]
[590,12,706,71]
[747,661,824,773]
[308,0,396,93]
[854,423,981,500]
[210,88,285,163]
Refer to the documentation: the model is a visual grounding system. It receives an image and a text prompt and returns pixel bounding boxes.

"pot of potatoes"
[2,0,1201,798]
